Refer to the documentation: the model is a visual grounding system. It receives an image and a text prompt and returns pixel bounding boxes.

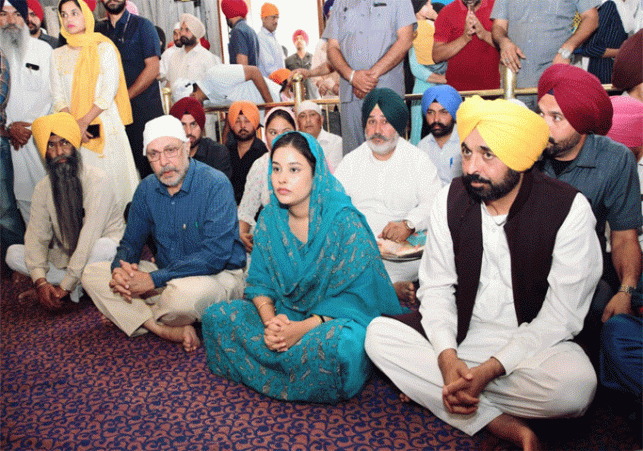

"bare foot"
[399,392,411,403]
[394,281,417,304]
[143,319,201,352]
[486,414,542,451]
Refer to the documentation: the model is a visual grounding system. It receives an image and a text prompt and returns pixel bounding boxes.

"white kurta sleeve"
[418,187,459,355]
[493,193,603,374]
[24,181,55,282]
[94,43,120,110]
[406,150,442,231]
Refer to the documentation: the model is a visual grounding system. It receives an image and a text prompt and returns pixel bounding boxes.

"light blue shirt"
[417,128,462,187]
[257,26,285,77]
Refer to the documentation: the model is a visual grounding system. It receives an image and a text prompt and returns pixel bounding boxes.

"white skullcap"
[173,21,181,31]
[143,115,188,155]
[171,79,195,103]
[296,100,322,117]
[180,13,206,39]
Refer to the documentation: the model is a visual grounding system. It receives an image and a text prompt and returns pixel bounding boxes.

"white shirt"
[334,138,442,236]
[198,64,282,107]
[159,45,181,82]
[166,43,220,90]
[257,26,285,77]
[417,129,463,187]
[7,37,52,203]
[317,128,343,171]
[418,188,602,375]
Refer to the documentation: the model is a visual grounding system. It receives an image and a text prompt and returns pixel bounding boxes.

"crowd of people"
[1,0,642,449]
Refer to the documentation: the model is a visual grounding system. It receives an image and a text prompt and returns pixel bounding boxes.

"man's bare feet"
[486,414,542,451]
[394,281,417,304]
[143,319,201,352]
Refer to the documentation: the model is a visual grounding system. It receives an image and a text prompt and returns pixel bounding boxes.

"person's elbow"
[432,43,447,63]
[144,56,160,78]
[580,8,599,34]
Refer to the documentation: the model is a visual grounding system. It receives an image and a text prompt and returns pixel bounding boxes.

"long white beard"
[366,132,399,156]
[0,23,29,65]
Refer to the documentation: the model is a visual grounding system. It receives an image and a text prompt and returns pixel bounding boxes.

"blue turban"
[1,0,28,22]
[421,85,462,120]
[323,0,334,18]
[362,88,409,137]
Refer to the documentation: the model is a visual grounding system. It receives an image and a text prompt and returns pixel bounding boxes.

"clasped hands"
[379,221,413,243]
[8,121,32,150]
[351,69,379,99]
[34,278,69,310]
[464,10,488,42]
[438,349,504,415]
[263,313,310,353]
[109,260,156,302]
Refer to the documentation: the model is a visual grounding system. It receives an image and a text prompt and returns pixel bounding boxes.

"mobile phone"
[87,124,100,138]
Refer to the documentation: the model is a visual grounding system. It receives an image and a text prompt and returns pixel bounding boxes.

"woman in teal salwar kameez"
[202,131,405,403]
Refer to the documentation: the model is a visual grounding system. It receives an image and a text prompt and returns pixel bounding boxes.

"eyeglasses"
[146,146,181,162]
[47,139,73,151]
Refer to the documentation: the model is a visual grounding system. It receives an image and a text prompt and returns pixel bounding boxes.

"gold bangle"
[35,280,48,289]
[256,301,274,313]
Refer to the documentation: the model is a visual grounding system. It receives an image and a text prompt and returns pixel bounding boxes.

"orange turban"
[261,2,278,17]
[228,101,260,130]
[269,68,291,85]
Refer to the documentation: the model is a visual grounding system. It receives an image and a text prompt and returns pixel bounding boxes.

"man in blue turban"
[417,84,463,186]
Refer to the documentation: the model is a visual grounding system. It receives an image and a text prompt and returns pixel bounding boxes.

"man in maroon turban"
[537,64,641,352]
[612,30,643,104]
[169,97,231,180]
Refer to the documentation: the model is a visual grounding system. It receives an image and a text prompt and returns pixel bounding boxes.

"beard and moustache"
[463,169,521,203]
[180,34,197,47]
[46,150,84,255]
[429,120,455,138]
[366,131,399,156]
[103,0,127,15]
[0,21,29,64]
[544,131,582,160]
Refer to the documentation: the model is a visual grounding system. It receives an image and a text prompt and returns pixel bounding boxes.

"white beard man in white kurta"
[5,32,52,223]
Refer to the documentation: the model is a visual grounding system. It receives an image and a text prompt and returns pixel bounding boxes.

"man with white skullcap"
[366,96,602,450]
[296,100,343,170]
[82,116,246,352]
[165,13,221,90]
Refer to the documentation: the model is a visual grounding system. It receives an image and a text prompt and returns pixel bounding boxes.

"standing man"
[296,100,342,170]
[225,101,267,204]
[334,89,441,303]
[491,0,599,104]
[96,0,164,179]
[82,115,246,352]
[165,13,220,90]
[26,0,56,48]
[432,0,500,91]
[169,97,231,179]
[257,2,284,77]
[417,85,463,186]
[366,96,602,450]
[285,29,312,72]
[323,0,415,155]
[6,113,124,309]
[536,64,641,330]
[221,0,259,66]
[159,22,181,81]
[1,0,52,224]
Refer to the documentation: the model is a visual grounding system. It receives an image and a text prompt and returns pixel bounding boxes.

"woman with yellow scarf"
[51,0,139,210]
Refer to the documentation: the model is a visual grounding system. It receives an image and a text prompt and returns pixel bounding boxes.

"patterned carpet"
[1,275,641,451]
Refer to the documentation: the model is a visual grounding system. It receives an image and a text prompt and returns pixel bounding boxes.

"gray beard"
[0,24,29,64]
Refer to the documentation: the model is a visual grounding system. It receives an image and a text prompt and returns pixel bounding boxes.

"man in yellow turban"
[5,112,124,310]
[366,96,602,450]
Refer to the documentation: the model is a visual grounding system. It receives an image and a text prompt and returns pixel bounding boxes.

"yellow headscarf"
[456,96,549,172]
[413,20,435,66]
[58,0,133,155]
[32,112,83,159]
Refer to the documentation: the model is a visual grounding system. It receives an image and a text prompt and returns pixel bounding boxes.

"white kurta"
[317,128,343,171]
[417,128,463,187]
[198,64,282,107]
[50,42,139,210]
[334,138,442,282]
[6,37,52,223]
[165,43,220,90]
[365,188,602,435]
[159,44,180,83]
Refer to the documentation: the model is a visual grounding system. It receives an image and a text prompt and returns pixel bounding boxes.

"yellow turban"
[456,96,549,172]
[32,113,82,159]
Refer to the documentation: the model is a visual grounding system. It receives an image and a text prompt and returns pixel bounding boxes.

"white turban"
[173,21,181,31]
[296,100,322,117]
[180,13,206,39]
[143,115,188,155]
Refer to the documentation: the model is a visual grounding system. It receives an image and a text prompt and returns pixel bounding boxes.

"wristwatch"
[403,219,415,233]
[557,47,572,60]
[618,284,635,295]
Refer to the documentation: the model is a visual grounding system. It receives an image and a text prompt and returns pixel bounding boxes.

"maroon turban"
[612,30,642,91]
[221,0,248,19]
[538,64,612,136]
[169,97,206,131]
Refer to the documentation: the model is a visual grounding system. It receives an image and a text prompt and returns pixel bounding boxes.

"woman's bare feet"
[394,281,417,304]
[143,319,201,352]
[486,414,542,451]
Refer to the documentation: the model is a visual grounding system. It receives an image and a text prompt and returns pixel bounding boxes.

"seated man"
[536,65,641,333]
[365,96,602,450]
[6,113,124,309]
[296,100,343,170]
[334,88,442,302]
[417,85,464,186]
[169,97,232,180]
[82,116,246,352]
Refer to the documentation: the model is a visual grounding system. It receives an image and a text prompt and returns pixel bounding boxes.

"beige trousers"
[82,260,245,337]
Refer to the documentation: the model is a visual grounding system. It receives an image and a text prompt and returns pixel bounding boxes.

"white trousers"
[82,260,245,337]
[365,317,597,436]
[5,237,119,302]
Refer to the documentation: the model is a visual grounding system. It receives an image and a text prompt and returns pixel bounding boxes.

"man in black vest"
[365,96,602,451]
